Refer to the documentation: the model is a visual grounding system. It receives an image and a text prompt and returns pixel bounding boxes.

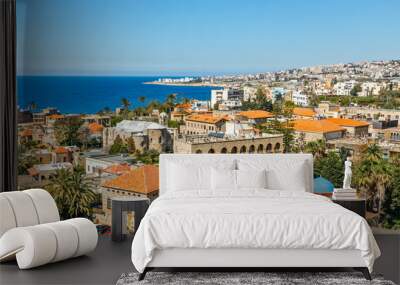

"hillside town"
[17,59,400,229]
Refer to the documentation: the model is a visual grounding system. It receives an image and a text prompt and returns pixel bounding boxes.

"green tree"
[54,117,84,146]
[111,116,123,127]
[167,120,181,128]
[350,84,362,96]
[121,98,131,119]
[126,137,136,154]
[354,144,391,221]
[135,149,160,164]
[314,151,344,187]
[46,166,96,219]
[109,135,128,154]
[304,139,327,159]
[381,158,400,229]
[138,96,146,103]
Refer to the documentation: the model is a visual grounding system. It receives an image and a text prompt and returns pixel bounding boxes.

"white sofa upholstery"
[0,189,98,269]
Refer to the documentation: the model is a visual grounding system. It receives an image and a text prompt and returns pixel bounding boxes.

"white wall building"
[334,80,357,96]
[211,88,244,108]
[359,82,384,97]
[292,91,310,106]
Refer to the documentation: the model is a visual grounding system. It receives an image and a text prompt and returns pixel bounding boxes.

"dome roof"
[313,176,334,193]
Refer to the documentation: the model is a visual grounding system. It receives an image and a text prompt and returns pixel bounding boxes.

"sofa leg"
[354,267,371,280]
[138,268,148,281]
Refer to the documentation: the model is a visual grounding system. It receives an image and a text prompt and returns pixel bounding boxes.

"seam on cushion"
[65,221,80,257]
[2,195,18,228]
[24,193,41,225]
[41,225,58,263]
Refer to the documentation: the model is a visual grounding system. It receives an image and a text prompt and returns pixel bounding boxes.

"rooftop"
[103,163,132,175]
[28,162,72,175]
[238,110,274,119]
[88,122,104,133]
[54,146,69,154]
[186,114,229,124]
[102,164,159,194]
[293,119,346,134]
[325,118,370,127]
[86,154,135,164]
[293,107,316,117]
[116,120,166,133]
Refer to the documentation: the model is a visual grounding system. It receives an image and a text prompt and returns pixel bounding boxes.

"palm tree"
[354,144,391,221]
[121,98,131,119]
[138,96,146,104]
[46,166,96,219]
[165,93,177,113]
[305,139,326,159]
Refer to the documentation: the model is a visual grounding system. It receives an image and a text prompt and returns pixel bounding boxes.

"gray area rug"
[117,272,396,285]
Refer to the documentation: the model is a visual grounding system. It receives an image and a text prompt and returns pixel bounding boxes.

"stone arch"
[249,145,255,153]
[274,143,281,152]
[231,146,238,153]
[221,147,228,153]
[257,144,264,153]
[266,143,272,153]
[240,146,247,153]
[208,148,215,154]
[195,149,202,154]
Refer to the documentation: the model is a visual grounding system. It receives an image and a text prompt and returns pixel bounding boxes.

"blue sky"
[17,0,400,76]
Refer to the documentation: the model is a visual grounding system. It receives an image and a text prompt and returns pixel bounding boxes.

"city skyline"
[16,0,400,76]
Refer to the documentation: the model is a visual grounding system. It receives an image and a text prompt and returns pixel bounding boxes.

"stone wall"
[174,135,284,154]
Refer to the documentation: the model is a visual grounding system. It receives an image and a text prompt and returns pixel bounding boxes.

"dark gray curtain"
[0,0,17,192]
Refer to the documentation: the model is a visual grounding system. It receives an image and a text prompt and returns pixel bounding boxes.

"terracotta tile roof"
[102,165,159,194]
[175,103,192,109]
[54,146,69,154]
[293,107,316,117]
[103,163,131,175]
[19,129,33,137]
[186,114,229,124]
[47,114,64,120]
[325,118,370,127]
[238,110,274,119]
[88,122,104,133]
[293,119,346,134]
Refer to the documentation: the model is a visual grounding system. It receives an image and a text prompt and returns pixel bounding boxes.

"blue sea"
[17,76,221,114]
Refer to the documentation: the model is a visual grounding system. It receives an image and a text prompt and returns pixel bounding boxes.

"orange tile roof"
[293,107,316,117]
[88,122,104,133]
[54,146,69,154]
[175,103,192,109]
[103,163,131,175]
[293,119,346,134]
[325,118,370,127]
[238,110,273,119]
[19,129,33,137]
[186,114,228,124]
[47,114,64,120]
[102,165,159,194]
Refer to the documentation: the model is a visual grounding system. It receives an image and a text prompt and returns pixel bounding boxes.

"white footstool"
[0,189,98,269]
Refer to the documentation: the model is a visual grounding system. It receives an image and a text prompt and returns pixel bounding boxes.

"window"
[107,198,111,209]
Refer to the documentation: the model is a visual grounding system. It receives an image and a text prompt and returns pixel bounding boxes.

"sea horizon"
[17,75,221,114]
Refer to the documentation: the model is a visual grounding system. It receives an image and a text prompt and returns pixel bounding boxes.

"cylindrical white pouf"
[65,218,98,257]
[42,221,79,262]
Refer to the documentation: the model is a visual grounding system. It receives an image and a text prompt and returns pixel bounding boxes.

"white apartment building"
[359,82,384,97]
[211,88,244,108]
[218,100,242,110]
[243,86,257,101]
[334,80,357,96]
[292,91,310,106]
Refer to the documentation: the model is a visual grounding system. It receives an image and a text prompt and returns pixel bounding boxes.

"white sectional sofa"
[0,189,98,269]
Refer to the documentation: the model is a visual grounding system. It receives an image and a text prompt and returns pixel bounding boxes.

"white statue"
[343,157,352,189]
